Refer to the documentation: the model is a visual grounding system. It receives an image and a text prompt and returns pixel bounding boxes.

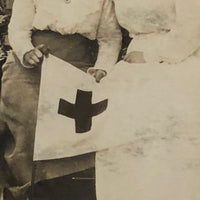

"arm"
[128,0,200,64]
[94,0,122,71]
[8,0,35,64]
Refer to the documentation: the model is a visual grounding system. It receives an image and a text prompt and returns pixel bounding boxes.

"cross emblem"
[58,89,108,133]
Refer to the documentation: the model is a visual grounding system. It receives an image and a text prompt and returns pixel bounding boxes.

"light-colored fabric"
[114,0,200,63]
[96,56,200,200]
[8,0,121,70]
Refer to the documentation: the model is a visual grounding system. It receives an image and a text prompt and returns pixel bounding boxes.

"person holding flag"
[0,0,121,199]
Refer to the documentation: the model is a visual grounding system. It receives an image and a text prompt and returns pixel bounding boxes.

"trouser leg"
[1,51,40,186]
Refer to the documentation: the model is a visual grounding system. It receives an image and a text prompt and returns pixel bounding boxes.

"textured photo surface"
[1,0,200,200]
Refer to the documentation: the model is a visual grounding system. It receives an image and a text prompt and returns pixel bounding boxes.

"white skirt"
[96,56,200,200]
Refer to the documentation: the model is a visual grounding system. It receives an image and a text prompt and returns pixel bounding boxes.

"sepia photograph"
[1,0,200,199]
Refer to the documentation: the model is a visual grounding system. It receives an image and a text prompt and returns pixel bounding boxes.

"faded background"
[0,0,13,94]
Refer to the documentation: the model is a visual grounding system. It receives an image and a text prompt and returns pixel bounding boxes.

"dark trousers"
[0,31,98,199]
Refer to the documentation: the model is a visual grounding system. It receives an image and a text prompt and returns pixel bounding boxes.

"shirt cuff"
[127,33,191,64]
[127,34,162,63]
[14,46,34,67]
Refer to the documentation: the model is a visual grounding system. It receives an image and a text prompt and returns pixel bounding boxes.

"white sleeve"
[8,0,35,64]
[94,0,122,71]
[129,0,200,64]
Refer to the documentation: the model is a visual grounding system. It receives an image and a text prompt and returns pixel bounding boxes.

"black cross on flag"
[58,89,108,133]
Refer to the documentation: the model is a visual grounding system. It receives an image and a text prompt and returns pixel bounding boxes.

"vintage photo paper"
[1,0,200,200]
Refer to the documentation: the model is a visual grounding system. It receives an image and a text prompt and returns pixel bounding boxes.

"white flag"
[34,55,200,161]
